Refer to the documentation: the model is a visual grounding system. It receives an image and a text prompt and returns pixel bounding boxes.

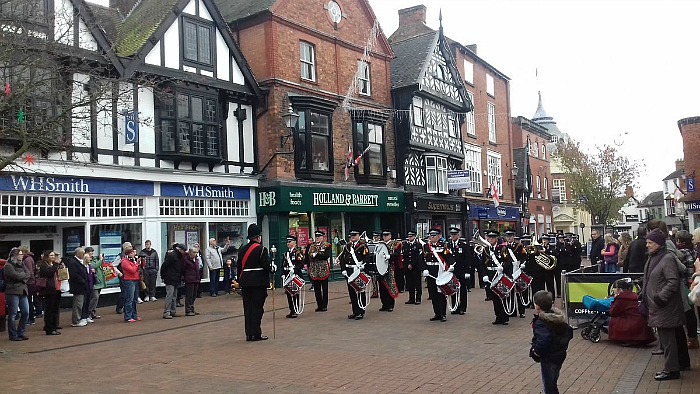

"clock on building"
[327,1,342,24]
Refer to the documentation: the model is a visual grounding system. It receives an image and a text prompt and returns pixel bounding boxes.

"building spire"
[532,91,554,124]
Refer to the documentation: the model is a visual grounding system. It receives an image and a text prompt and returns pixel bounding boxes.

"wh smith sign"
[161,183,250,200]
[0,175,153,196]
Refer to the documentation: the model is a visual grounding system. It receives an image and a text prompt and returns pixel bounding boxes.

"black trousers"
[347,283,366,316]
[241,286,268,338]
[531,272,556,302]
[456,276,469,312]
[312,279,328,309]
[426,276,446,317]
[675,325,691,368]
[553,268,562,297]
[394,266,406,292]
[405,266,422,302]
[42,291,61,333]
[486,285,509,323]
[286,291,300,314]
[185,283,197,313]
[378,277,395,309]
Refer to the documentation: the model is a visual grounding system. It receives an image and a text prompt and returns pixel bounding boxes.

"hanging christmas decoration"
[22,153,36,166]
[17,109,25,124]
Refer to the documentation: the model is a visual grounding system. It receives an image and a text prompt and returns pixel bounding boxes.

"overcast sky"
[368,0,698,197]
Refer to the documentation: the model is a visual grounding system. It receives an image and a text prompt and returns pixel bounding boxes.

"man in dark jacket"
[139,240,160,302]
[66,247,88,327]
[237,223,273,341]
[160,244,185,319]
[589,230,605,272]
[625,227,647,273]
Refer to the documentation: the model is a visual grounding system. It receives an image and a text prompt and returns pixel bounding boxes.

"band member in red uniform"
[377,230,400,312]
[445,228,469,315]
[339,230,370,320]
[421,228,450,322]
[283,236,305,318]
[306,230,331,312]
[402,231,423,305]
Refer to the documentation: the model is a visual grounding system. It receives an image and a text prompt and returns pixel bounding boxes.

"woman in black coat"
[38,251,63,335]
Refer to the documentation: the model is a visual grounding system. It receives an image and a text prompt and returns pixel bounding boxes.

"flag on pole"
[490,183,500,207]
[344,143,353,181]
[353,145,371,167]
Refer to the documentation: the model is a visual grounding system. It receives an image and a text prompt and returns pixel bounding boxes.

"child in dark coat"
[530,290,573,394]
[608,278,656,346]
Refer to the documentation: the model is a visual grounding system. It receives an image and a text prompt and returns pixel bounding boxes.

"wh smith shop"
[0,174,256,291]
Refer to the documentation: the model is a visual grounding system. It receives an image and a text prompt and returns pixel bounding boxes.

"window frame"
[536,175,541,198]
[182,17,214,69]
[357,60,371,96]
[1,0,51,27]
[487,102,496,143]
[464,144,482,194]
[541,144,546,159]
[465,91,475,137]
[553,179,567,203]
[352,119,386,182]
[425,155,448,194]
[486,151,503,197]
[463,59,474,85]
[412,96,424,127]
[543,177,548,199]
[156,88,221,161]
[300,41,316,82]
[294,108,333,179]
[533,142,539,158]
[486,74,495,96]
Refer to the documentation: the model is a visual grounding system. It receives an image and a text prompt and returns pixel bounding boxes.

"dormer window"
[183,18,213,67]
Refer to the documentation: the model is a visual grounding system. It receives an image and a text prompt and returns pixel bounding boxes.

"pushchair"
[579,295,612,343]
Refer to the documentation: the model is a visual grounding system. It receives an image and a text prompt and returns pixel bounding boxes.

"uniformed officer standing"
[305,230,332,312]
[402,231,423,305]
[540,234,557,300]
[552,233,569,298]
[377,230,400,312]
[504,229,527,317]
[445,228,469,315]
[236,223,274,341]
[421,228,450,322]
[282,235,305,318]
[339,230,371,320]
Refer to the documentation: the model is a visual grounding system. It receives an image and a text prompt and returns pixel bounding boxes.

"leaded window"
[183,18,213,66]
[158,90,219,158]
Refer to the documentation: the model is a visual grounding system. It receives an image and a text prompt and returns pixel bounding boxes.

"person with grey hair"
[183,246,202,316]
[67,247,88,327]
[206,237,232,297]
[4,247,30,340]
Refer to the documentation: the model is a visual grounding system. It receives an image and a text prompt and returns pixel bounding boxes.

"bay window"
[157,89,220,160]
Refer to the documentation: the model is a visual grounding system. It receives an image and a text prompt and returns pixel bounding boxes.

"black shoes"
[654,371,680,381]
[348,314,358,319]
[405,300,415,305]
[651,349,664,355]
[519,314,526,318]
[492,320,509,325]
[415,300,421,305]
[430,315,442,321]
[459,311,465,315]
[379,307,393,312]
[355,314,364,320]
[286,313,298,318]
[441,316,447,322]
[451,311,460,315]
[46,331,61,335]
[246,335,269,342]
[314,308,327,312]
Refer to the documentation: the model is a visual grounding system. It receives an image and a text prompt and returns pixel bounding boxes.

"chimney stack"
[398,5,427,26]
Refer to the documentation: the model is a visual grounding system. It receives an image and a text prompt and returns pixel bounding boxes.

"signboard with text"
[447,170,470,190]
[257,186,403,213]
[0,175,153,196]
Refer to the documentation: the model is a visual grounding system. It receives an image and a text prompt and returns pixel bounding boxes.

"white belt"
[243,268,264,272]
[425,262,441,266]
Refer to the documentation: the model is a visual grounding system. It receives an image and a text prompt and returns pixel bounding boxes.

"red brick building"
[678,117,700,229]
[511,115,553,234]
[218,0,404,256]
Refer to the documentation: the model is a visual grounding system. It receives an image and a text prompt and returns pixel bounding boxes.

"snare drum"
[436,272,459,296]
[347,270,370,293]
[489,273,514,299]
[283,274,305,296]
[512,269,532,293]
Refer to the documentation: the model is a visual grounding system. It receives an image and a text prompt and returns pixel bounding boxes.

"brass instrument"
[472,234,491,258]
[535,254,557,270]
[308,242,319,257]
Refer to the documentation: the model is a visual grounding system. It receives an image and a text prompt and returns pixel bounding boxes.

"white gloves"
[464,273,471,280]
[270,263,277,273]
[448,265,454,273]
[482,275,490,284]
[422,269,429,277]
[341,270,348,277]
[496,267,503,275]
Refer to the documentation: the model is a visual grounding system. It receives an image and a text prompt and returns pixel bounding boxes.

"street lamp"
[280,103,299,148]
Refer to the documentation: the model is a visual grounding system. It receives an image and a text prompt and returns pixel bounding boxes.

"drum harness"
[283,250,306,315]
[345,244,370,310]
[507,248,533,310]
[482,244,519,316]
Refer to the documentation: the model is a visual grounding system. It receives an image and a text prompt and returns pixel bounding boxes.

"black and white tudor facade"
[390,24,472,236]
[0,0,264,287]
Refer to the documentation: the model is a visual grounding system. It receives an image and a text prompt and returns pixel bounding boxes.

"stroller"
[579,295,612,343]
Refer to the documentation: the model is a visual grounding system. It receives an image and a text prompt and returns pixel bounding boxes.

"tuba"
[472,234,491,258]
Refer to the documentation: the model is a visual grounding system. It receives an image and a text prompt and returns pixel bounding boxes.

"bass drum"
[373,242,390,275]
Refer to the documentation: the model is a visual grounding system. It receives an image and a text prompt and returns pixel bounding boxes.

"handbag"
[57,267,70,281]
[689,277,700,305]
[35,276,48,292]
[59,280,70,293]
[139,278,147,291]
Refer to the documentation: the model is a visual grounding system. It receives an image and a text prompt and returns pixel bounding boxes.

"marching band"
[269,227,584,329]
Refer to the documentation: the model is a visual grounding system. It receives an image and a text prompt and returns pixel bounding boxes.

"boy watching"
[530,290,573,394]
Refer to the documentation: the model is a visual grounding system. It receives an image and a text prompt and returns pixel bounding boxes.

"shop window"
[89,223,143,288]
[1,194,87,217]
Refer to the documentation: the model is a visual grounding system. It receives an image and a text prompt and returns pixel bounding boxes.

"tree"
[553,140,640,226]
[0,0,149,171]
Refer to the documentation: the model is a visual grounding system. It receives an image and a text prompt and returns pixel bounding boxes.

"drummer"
[370,231,382,299]
[445,228,469,315]
[421,228,450,322]
[484,230,513,325]
[339,230,370,320]
[283,236,305,319]
[377,230,399,312]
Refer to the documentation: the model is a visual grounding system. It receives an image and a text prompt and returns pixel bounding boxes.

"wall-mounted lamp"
[280,103,299,148]
[510,161,519,178]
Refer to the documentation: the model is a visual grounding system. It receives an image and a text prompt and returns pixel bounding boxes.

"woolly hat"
[646,228,666,247]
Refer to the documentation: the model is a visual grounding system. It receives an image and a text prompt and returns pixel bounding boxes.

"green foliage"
[554,140,639,225]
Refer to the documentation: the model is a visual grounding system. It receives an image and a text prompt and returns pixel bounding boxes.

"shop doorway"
[30,240,55,256]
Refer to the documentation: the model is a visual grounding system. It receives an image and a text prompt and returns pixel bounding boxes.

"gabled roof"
[114,0,180,57]
[554,213,576,222]
[638,191,664,207]
[390,31,436,89]
[213,0,277,22]
[83,1,124,45]
[662,168,684,181]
